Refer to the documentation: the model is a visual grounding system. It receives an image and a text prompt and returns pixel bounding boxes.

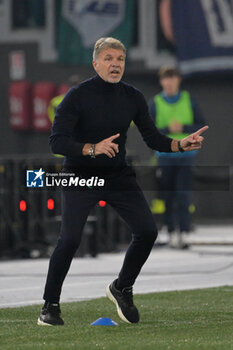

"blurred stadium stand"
[0,0,232,258]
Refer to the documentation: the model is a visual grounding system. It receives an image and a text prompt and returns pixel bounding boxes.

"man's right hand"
[82,133,120,158]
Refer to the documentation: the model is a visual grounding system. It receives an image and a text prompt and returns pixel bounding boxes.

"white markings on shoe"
[106,284,132,324]
[37,318,52,326]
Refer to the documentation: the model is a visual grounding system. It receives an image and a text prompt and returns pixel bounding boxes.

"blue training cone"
[91,317,119,326]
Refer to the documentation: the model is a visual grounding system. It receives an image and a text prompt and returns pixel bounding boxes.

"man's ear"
[93,60,97,72]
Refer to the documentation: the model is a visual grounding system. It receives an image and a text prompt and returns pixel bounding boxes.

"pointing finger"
[194,125,209,136]
[107,133,120,141]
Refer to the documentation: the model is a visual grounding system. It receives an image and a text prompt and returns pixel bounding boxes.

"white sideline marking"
[0,279,108,293]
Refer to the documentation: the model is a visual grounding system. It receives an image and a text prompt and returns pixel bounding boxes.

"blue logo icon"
[26,168,45,187]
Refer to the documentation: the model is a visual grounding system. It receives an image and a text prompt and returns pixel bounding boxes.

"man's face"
[93,48,125,83]
[160,76,181,96]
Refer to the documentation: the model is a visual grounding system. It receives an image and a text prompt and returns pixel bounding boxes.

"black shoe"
[106,279,139,324]
[37,302,64,326]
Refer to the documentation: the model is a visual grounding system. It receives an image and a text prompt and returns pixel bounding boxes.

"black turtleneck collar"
[93,74,121,92]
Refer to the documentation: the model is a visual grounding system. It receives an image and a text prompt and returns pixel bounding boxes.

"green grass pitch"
[1,286,233,350]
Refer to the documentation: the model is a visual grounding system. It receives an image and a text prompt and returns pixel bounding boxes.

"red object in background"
[99,200,106,207]
[47,198,55,210]
[57,84,69,96]
[9,81,32,131]
[32,82,56,131]
[19,200,27,212]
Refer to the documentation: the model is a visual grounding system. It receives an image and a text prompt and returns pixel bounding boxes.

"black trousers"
[43,170,157,303]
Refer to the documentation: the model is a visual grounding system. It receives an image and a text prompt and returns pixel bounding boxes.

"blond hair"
[93,37,126,60]
[158,67,181,79]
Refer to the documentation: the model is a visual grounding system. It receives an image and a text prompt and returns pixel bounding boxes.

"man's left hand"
[180,125,209,151]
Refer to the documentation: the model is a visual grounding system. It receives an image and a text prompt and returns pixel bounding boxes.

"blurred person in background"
[149,67,205,248]
[47,75,82,158]
[48,75,82,125]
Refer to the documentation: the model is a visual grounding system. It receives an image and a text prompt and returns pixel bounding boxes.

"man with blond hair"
[38,37,208,326]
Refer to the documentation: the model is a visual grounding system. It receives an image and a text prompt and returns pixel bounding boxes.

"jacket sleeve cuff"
[73,142,86,156]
